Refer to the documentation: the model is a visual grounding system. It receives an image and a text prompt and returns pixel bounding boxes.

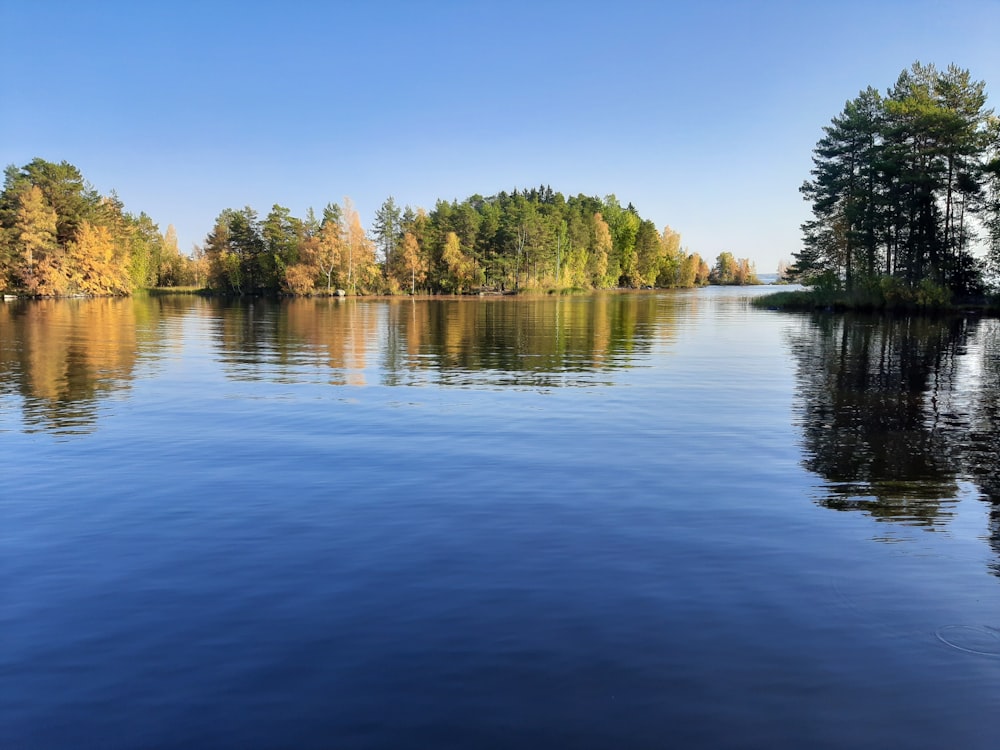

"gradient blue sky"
[3,0,998,273]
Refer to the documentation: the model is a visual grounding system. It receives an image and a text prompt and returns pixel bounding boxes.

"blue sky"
[3,0,999,273]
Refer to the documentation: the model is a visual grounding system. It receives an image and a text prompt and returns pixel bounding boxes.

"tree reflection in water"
[0,299,142,434]
[789,313,1000,570]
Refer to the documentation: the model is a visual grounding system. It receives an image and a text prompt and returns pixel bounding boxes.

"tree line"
[200,189,756,296]
[0,159,203,296]
[792,62,1000,303]
[0,158,759,297]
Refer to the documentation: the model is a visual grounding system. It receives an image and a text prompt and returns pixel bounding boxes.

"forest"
[0,159,758,297]
[0,159,200,296]
[791,62,1000,306]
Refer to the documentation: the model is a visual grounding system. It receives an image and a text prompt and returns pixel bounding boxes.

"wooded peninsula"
[0,163,758,299]
[769,62,1000,312]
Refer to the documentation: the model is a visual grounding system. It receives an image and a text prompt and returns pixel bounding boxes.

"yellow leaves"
[26,254,70,296]
[67,221,131,296]
[589,212,611,285]
[340,198,378,294]
[660,226,682,259]
[284,263,317,295]
[0,298,138,431]
[398,231,427,294]
[441,231,475,293]
[15,186,58,263]
[592,212,612,254]
[9,188,132,296]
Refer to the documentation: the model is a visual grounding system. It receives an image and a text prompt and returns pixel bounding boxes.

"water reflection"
[789,314,1000,533]
[379,295,673,388]
[0,299,142,434]
[0,294,679,433]
[209,294,674,389]
[212,299,381,386]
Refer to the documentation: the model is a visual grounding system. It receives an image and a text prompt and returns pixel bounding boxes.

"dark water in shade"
[1,289,999,749]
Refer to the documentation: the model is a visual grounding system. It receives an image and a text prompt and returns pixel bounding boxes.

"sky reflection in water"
[1,290,999,749]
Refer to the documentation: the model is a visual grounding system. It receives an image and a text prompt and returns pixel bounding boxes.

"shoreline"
[753,288,1000,316]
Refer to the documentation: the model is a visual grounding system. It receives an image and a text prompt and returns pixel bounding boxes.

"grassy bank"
[753,286,1000,315]
[144,286,210,296]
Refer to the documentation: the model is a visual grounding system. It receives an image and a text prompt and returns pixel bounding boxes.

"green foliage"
[915,278,953,309]
[195,186,709,296]
[793,62,998,304]
[757,272,955,311]
[3,163,719,298]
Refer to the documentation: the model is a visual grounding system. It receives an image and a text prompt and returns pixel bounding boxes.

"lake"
[2,289,998,749]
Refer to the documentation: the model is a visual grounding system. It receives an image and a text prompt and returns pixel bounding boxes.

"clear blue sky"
[3,0,998,273]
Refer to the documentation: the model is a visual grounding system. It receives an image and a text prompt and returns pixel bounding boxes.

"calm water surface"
[2,289,998,748]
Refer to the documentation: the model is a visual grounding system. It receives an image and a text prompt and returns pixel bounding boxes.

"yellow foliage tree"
[284,262,317,295]
[441,231,475,293]
[14,185,60,292]
[315,219,342,293]
[340,198,378,294]
[656,226,684,286]
[397,231,427,294]
[67,221,130,295]
[589,212,612,287]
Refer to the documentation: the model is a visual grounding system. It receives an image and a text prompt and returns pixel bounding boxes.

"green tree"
[633,219,661,287]
[372,196,401,267]
[797,86,884,287]
[262,204,302,290]
[656,226,684,287]
[795,62,995,299]
[1,159,100,246]
[711,252,738,284]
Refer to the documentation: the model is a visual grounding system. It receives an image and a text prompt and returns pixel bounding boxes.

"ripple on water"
[936,625,1000,657]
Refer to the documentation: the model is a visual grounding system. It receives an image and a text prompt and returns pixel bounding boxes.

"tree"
[13,185,58,288]
[983,117,1000,284]
[399,231,427,294]
[656,226,684,287]
[734,258,759,285]
[797,86,884,287]
[794,62,995,299]
[601,195,640,286]
[589,212,612,287]
[340,197,378,294]
[372,196,401,267]
[1,159,100,246]
[67,221,130,295]
[711,252,738,284]
[316,203,342,293]
[261,204,301,290]
[441,231,475,293]
[229,207,264,292]
[157,224,180,286]
[633,219,661,286]
[203,209,239,293]
[776,258,792,281]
